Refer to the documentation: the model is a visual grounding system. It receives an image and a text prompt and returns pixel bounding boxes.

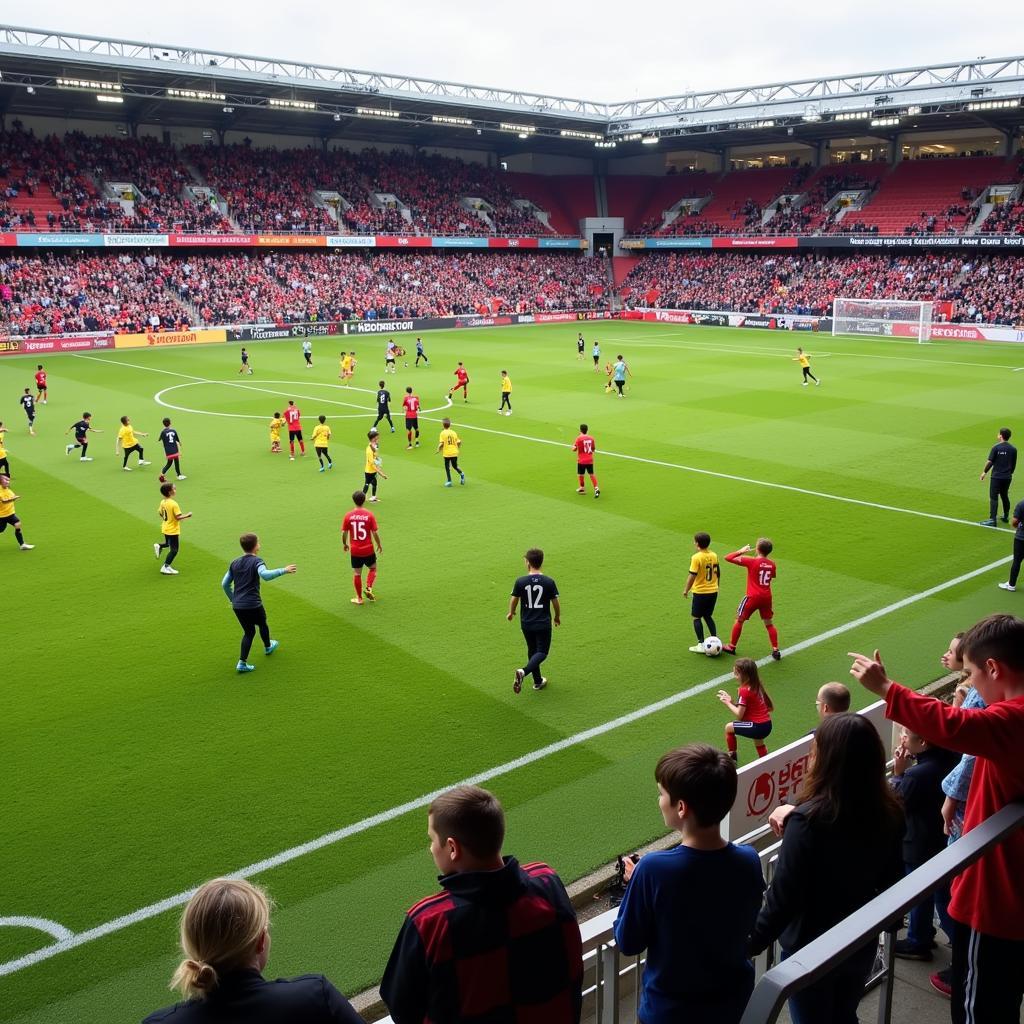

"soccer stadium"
[2,13,1024,1024]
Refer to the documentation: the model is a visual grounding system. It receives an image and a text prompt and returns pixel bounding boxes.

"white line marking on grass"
[0,918,74,942]
[0,554,1009,978]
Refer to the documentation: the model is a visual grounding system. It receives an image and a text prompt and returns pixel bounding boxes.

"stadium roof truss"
[1,26,1023,152]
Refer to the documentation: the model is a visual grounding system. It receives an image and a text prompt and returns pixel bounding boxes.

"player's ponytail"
[169,879,271,1000]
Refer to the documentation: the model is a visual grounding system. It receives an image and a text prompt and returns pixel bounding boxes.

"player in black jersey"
[373,381,395,433]
[19,389,36,436]
[507,547,561,693]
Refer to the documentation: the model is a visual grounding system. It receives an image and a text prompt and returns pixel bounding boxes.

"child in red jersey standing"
[284,400,305,460]
[723,538,780,660]
[448,361,470,403]
[717,658,773,764]
[34,365,48,404]
[849,613,1024,1024]
[572,423,600,498]
[402,386,421,450]
[342,490,383,605]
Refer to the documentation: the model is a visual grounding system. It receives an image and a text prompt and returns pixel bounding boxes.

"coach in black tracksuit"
[980,427,1016,526]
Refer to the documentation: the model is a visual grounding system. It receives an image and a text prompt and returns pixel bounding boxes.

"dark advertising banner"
[692,312,729,326]
[227,322,341,342]
[799,235,1024,250]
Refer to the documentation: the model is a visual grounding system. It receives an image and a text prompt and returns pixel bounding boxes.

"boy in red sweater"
[849,613,1024,1024]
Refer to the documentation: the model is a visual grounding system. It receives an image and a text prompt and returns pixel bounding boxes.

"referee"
[980,427,1016,526]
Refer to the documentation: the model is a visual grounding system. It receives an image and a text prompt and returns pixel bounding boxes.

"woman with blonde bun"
[143,878,361,1023]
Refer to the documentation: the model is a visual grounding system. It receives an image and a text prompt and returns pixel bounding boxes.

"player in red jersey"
[284,400,305,460]
[402,386,421,450]
[723,538,780,659]
[341,490,383,605]
[572,423,600,498]
[34,365,48,404]
[447,361,470,403]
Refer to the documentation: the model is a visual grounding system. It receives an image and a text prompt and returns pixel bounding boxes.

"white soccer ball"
[702,636,723,657]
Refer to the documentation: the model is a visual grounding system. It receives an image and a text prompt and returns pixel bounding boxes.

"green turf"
[1,322,1019,1022]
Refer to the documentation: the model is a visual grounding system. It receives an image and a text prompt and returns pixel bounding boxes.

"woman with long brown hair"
[749,713,904,1024]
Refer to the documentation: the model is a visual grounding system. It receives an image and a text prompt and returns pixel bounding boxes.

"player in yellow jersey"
[269,412,285,453]
[0,422,9,477]
[155,481,191,575]
[116,415,151,471]
[339,351,352,382]
[311,415,333,473]
[362,427,387,501]
[437,417,465,487]
[793,347,820,386]
[0,473,33,549]
[499,370,513,416]
[604,361,615,394]
[683,531,720,653]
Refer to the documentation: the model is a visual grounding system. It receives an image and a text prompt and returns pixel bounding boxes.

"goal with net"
[831,298,934,342]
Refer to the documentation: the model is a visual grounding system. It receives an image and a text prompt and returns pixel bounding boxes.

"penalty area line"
[0,553,1010,978]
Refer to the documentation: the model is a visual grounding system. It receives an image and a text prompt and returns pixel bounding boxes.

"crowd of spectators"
[978,199,1024,234]
[621,251,1024,324]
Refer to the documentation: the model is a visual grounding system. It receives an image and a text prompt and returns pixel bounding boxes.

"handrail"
[739,801,1024,1024]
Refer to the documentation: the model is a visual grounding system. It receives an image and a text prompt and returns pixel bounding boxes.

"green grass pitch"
[0,321,1019,1022]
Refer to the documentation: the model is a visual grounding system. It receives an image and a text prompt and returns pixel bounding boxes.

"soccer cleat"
[498,409,503,414]
[153,543,162,560]
[319,466,325,473]
[406,445,413,450]
[390,427,395,433]
[533,677,548,691]
[771,649,782,661]
[415,441,420,448]
[815,380,821,386]
[576,487,586,494]
[369,495,379,502]
[688,644,705,653]
[327,464,333,470]
[123,466,132,472]
[459,472,466,485]
[65,444,74,455]
[513,669,524,694]
[265,639,279,656]
[364,588,375,602]
[722,644,737,655]
[444,480,453,487]
[1000,515,1010,523]
[20,543,34,550]
[350,597,364,605]
[160,565,179,575]
[978,518,997,526]
[998,582,1016,591]
[289,456,295,461]
[159,474,166,483]
[139,460,151,466]
[801,381,808,387]
[505,411,512,416]
[177,475,187,480]
[236,661,255,673]
[80,457,93,461]
[594,489,600,498]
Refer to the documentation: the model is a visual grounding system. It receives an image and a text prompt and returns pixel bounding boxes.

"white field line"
[0,918,74,942]
[0,553,1010,977]
[77,353,986,532]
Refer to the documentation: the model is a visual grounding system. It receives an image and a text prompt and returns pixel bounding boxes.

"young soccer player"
[437,417,465,487]
[34,365,47,404]
[612,355,631,397]
[414,336,429,366]
[793,347,820,386]
[592,341,601,370]
[572,423,600,497]
[613,745,765,1024]
[19,389,36,436]
[723,538,780,659]
[999,494,1024,591]
[849,614,1024,1024]
[116,416,151,471]
[339,350,350,381]
[269,412,285,453]
[448,361,469,402]
[157,417,185,481]
[507,547,560,693]
[302,338,313,367]
[717,658,773,763]
[344,351,357,382]
[0,473,33,550]
[363,428,387,501]
[311,415,333,472]
[604,361,615,394]
[284,401,305,460]
[373,381,395,433]
[385,339,397,374]
[342,490,383,605]
[402,386,421,449]
[498,370,512,415]
[65,412,101,461]
[0,422,9,477]
[980,427,1016,527]
[222,533,296,672]
[683,532,720,652]
[155,481,191,575]
[577,332,585,360]
[239,347,253,375]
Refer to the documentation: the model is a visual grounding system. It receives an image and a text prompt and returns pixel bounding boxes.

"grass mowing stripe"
[0,552,1009,980]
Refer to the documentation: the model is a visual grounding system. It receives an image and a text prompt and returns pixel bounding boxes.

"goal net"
[831,297,934,343]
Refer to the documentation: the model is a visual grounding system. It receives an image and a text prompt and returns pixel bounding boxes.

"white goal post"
[831,297,934,343]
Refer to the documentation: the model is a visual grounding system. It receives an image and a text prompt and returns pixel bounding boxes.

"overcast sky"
[23,0,1024,101]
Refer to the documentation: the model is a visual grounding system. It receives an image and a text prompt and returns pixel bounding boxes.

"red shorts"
[737,594,773,621]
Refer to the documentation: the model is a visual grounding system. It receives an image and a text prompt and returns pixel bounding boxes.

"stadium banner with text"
[487,237,540,249]
[624,307,828,332]
[622,234,1024,251]
[374,235,433,248]
[713,236,799,249]
[431,236,489,248]
[0,332,114,356]
[539,237,587,249]
[102,234,169,247]
[15,232,107,247]
[325,235,378,248]
[0,232,17,246]
[227,322,342,342]
[724,700,888,841]
[255,234,327,247]
[167,234,256,247]
[115,328,228,349]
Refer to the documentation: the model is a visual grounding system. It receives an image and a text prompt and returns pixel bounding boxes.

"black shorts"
[289,430,303,441]
[124,444,142,456]
[733,719,773,740]
[0,514,20,531]
[386,357,395,365]
[350,552,377,569]
[161,534,180,551]
[405,418,418,430]
[592,355,599,364]
[577,463,595,475]
[315,446,329,455]
[690,592,718,619]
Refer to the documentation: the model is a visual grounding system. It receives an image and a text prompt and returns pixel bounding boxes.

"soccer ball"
[702,636,723,657]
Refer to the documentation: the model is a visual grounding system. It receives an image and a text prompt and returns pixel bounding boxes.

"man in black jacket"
[380,785,583,1024]
[980,427,1016,526]
[890,727,960,959]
